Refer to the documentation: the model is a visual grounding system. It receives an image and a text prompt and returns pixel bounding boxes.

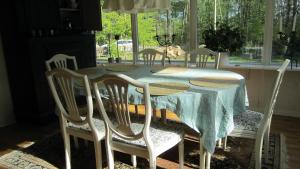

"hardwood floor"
[0,114,299,169]
[270,115,300,169]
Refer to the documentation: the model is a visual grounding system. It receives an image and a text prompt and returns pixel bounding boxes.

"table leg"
[134,105,139,118]
[217,138,222,148]
[206,152,211,169]
[199,137,206,169]
[161,109,167,124]
[152,109,157,121]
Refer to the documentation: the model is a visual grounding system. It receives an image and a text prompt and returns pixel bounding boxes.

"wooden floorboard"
[0,114,299,168]
[270,115,300,169]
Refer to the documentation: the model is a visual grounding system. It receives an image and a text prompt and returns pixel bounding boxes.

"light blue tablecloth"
[79,65,246,153]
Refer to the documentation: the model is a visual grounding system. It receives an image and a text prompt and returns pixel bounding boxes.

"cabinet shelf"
[60,8,80,12]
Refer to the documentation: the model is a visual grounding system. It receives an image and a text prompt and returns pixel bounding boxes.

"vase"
[218,52,230,67]
[115,57,121,63]
[108,57,114,64]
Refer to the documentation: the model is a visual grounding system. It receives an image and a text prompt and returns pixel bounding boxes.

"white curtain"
[103,0,170,13]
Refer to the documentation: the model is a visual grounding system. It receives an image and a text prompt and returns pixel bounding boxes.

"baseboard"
[274,110,300,118]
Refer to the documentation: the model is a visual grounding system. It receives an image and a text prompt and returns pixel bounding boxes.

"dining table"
[76,64,246,168]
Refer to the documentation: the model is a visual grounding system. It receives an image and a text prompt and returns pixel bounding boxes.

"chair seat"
[67,118,106,139]
[233,110,264,132]
[113,122,184,155]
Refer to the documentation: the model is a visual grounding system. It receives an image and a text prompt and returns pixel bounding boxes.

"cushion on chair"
[67,118,106,138]
[113,122,184,155]
[233,110,264,132]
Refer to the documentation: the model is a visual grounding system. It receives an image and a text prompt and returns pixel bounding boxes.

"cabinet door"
[15,0,60,34]
[80,0,102,31]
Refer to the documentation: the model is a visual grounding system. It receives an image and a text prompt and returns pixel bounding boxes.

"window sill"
[222,63,300,71]
[96,59,300,72]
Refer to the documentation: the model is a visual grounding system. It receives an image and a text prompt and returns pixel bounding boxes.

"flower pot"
[115,57,121,63]
[108,57,114,64]
[218,52,230,67]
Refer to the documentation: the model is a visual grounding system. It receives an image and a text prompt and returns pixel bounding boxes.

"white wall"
[0,34,15,127]
[226,67,300,118]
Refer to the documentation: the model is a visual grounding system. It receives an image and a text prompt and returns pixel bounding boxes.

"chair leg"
[105,142,114,169]
[60,116,71,169]
[263,124,270,162]
[199,138,206,169]
[131,155,137,167]
[149,156,157,169]
[254,134,264,169]
[178,139,184,169]
[63,133,71,169]
[94,140,102,169]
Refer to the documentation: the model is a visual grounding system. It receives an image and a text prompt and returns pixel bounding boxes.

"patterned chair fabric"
[67,118,106,139]
[233,110,264,132]
[113,122,183,154]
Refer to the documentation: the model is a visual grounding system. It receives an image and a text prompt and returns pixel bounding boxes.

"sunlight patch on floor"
[17,141,35,148]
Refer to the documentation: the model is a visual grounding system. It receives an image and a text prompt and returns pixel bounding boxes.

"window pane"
[137,0,189,64]
[96,12,133,63]
[198,0,265,64]
[272,0,299,64]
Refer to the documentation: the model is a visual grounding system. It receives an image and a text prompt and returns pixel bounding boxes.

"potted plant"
[106,33,114,64]
[114,34,122,63]
[202,23,245,65]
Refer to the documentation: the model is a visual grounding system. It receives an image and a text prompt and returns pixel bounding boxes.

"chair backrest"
[190,48,220,69]
[91,73,152,145]
[46,54,78,71]
[139,48,165,67]
[258,59,290,134]
[46,68,95,127]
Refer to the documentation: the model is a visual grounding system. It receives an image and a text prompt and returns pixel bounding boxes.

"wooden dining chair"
[189,48,220,69]
[223,59,290,169]
[138,48,166,120]
[91,73,185,169]
[45,54,78,71]
[139,48,165,67]
[46,68,105,169]
[45,54,83,148]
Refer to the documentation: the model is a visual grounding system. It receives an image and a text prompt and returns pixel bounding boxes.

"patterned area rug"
[0,133,286,169]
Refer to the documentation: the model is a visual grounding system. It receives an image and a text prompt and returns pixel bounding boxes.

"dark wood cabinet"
[3,34,97,124]
[15,0,102,35]
[1,0,100,124]
[27,34,97,123]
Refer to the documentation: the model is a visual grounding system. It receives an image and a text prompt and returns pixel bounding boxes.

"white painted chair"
[139,48,165,67]
[91,73,185,169]
[222,59,290,169]
[45,54,82,148]
[45,54,78,71]
[189,48,220,69]
[46,68,105,169]
[138,48,166,120]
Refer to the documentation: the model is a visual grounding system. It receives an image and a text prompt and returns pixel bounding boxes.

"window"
[197,0,265,64]
[137,0,189,63]
[96,12,133,63]
[272,0,299,64]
